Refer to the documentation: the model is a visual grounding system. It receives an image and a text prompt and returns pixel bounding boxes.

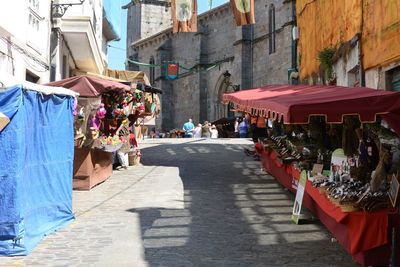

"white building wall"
[61,0,103,51]
[0,0,51,86]
[365,69,380,89]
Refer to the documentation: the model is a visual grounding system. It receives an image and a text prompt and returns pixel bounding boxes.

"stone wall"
[128,0,295,131]
[126,1,171,58]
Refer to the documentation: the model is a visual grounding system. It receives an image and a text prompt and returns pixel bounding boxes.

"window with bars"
[268,4,276,54]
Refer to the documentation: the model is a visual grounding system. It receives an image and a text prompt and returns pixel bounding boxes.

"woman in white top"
[210,125,218,139]
[193,123,202,138]
[234,118,239,137]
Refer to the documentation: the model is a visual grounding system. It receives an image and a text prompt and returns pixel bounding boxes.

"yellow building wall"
[297,0,362,80]
[362,0,400,70]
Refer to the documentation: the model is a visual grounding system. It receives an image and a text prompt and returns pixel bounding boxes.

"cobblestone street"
[0,139,357,267]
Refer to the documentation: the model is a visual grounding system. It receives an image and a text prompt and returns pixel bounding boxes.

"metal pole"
[142,118,145,141]
[390,227,398,267]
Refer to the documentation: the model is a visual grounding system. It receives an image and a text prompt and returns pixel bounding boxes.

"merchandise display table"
[259,148,400,266]
[73,147,113,190]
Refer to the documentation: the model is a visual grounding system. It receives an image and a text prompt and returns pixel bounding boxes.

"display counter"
[259,148,400,266]
[73,147,113,190]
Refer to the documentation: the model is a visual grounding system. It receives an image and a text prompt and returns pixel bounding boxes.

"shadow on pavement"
[127,142,356,267]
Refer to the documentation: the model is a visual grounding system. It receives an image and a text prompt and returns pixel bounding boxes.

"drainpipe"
[49,1,61,81]
[359,0,366,86]
[49,1,53,81]
[291,0,297,70]
[250,24,254,88]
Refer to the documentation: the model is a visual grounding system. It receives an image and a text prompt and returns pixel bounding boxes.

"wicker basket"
[129,155,141,166]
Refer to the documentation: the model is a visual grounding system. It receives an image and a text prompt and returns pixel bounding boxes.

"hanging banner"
[164,63,179,80]
[291,170,307,224]
[230,0,255,26]
[171,0,198,33]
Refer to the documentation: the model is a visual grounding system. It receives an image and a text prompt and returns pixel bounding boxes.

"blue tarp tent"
[0,83,77,256]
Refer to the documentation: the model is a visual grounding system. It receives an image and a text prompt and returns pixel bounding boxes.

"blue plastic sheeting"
[103,0,121,39]
[0,85,75,256]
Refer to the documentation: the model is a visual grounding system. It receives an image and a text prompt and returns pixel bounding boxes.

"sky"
[107,0,229,70]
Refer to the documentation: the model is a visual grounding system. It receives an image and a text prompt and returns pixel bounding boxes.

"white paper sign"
[292,170,307,224]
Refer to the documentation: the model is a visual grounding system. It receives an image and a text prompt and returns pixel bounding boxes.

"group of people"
[182,114,271,141]
[182,119,219,138]
[234,114,270,142]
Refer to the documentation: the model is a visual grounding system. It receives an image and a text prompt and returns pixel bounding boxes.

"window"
[26,70,40,83]
[27,0,42,50]
[387,67,400,92]
[149,56,155,85]
[93,10,97,33]
[268,4,276,54]
[29,0,39,12]
[28,14,39,32]
[62,55,68,79]
[347,65,360,87]
[128,55,139,71]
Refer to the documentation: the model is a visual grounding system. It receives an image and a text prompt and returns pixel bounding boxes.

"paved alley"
[0,139,356,267]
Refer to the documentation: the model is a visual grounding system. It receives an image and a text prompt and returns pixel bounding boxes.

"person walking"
[254,116,267,143]
[234,117,240,138]
[114,119,130,169]
[239,118,249,138]
[182,118,195,138]
[193,123,202,138]
[201,120,210,138]
[210,124,218,139]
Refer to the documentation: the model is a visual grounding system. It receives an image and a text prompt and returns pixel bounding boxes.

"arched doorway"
[213,73,235,121]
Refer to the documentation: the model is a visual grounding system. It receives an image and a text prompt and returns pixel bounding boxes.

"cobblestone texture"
[0,139,357,267]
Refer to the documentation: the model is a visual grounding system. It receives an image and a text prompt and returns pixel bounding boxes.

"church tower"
[123,0,171,70]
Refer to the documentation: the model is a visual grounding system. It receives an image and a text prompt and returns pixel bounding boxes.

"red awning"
[223,85,400,134]
[45,75,131,97]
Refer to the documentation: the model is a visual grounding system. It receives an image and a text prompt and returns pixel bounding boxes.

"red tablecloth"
[258,148,398,266]
[306,181,388,254]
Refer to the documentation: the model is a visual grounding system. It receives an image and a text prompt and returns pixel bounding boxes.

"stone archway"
[212,73,235,121]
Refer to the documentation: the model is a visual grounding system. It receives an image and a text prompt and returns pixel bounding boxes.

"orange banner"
[230,0,255,26]
[171,0,198,33]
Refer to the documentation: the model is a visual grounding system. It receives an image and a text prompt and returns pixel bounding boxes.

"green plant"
[318,47,336,83]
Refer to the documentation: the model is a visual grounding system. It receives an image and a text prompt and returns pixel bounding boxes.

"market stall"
[224,84,400,266]
[105,69,162,140]
[0,83,76,255]
[46,75,142,190]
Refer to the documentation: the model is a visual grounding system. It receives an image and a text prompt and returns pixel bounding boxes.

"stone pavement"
[0,138,357,267]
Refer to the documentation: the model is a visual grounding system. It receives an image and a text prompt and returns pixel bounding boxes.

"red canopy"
[45,75,131,97]
[223,84,400,134]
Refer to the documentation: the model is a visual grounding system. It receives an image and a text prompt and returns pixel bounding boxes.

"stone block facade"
[127,0,296,131]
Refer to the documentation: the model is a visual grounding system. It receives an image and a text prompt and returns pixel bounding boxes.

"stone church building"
[123,0,297,131]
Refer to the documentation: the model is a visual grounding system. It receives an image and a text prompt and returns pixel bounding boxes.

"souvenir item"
[89,116,101,130]
[77,107,85,119]
[96,103,107,119]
